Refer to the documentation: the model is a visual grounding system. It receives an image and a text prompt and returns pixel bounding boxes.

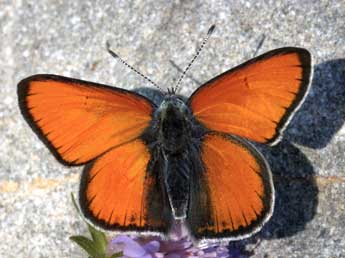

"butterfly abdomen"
[163,152,190,218]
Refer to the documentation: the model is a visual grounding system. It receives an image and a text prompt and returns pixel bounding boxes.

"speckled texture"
[1,0,344,257]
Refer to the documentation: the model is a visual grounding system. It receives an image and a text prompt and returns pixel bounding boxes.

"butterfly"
[17,28,312,244]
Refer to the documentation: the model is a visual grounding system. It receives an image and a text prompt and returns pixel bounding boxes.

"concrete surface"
[0,0,344,257]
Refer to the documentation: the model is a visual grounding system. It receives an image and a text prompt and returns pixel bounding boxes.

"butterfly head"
[156,95,192,153]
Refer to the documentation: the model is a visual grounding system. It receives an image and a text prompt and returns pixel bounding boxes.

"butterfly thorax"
[156,95,193,154]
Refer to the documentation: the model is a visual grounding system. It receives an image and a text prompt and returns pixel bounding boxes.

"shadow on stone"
[258,140,318,239]
[286,59,345,149]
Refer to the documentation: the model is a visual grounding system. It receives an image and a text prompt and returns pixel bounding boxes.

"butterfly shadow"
[257,140,318,239]
[286,58,345,148]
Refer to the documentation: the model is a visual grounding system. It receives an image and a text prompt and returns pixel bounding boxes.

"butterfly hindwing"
[17,74,154,165]
[79,139,172,234]
[188,47,312,145]
[187,132,274,241]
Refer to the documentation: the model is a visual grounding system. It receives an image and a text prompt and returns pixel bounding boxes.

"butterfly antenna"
[106,41,164,92]
[173,24,216,93]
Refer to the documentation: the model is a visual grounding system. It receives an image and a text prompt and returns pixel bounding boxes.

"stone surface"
[0,0,344,257]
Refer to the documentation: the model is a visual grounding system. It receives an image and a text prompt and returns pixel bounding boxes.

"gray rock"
[1,0,344,257]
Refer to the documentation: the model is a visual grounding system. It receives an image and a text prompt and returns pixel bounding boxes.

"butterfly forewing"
[187,133,273,241]
[17,74,154,165]
[188,47,311,145]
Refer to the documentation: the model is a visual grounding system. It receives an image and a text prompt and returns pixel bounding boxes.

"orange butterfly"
[17,28,312,244]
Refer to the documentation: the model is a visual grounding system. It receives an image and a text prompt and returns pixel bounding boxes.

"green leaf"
[70,235,104,258]
[71,192,107,251]
[108,252,123,258]
[70,193,109,257]
[88,224,108,254]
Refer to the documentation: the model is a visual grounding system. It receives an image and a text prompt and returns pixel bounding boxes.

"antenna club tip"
[208,24,216,35]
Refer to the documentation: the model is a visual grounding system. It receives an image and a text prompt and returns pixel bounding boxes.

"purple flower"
[107,221,248,258]
[107,235,161,258]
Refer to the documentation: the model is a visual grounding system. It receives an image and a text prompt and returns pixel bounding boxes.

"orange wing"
[188,48,312,145]
[79,139,172,233]
[187,133,273,241]
[17,74,154,165]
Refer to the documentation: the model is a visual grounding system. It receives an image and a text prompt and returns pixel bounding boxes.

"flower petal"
[160,238,192,253]
[111,235,146,257]
[141,254,153,258]
[143,240,160,253]
[164,254,181,258]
